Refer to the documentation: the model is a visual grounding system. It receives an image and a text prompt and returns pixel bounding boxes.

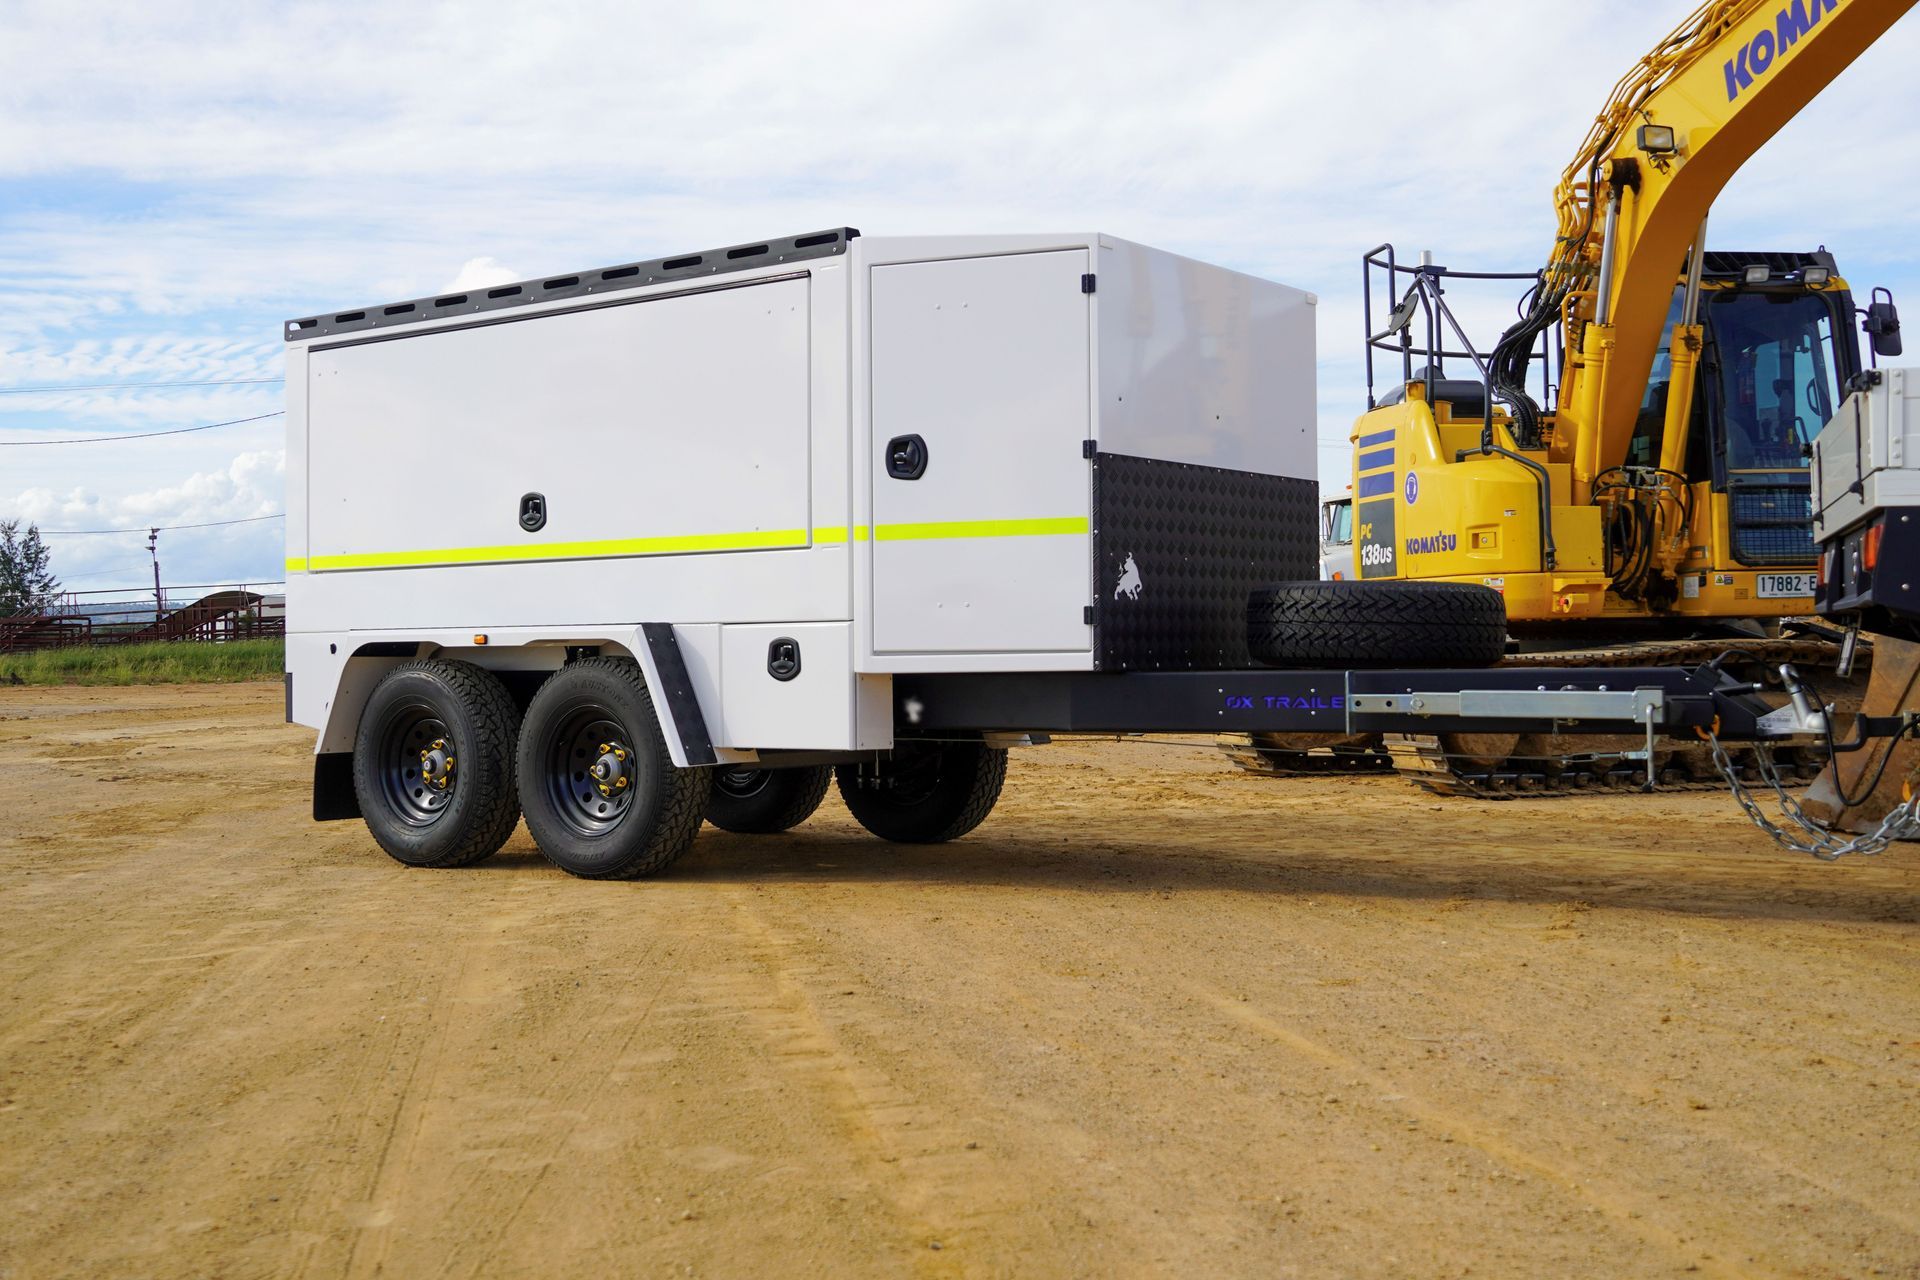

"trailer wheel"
[352,660,522,868]
[1247,580,1507,668]
[836,742,1007,844]
[705,765,833,834]
[515,658,711,879]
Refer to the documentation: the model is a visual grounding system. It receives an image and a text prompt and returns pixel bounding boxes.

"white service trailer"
[284,227,1321,876]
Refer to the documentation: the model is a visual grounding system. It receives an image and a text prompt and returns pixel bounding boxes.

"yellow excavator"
[1232,0,1916,793]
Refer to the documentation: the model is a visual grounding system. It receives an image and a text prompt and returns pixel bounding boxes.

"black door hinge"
[1082,438,1097,459]
[1081,273,1096,294]
[1083,605,1095,625]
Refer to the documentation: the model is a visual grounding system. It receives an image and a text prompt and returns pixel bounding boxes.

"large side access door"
[869,249,1093,656]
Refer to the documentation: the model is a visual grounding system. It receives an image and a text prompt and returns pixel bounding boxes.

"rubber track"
[1223,634,1852,799]
[1404,635,1851,798]
[1389,736,1825,800]
[378,659,522,867]
[1248,581,1506,668]
[1216,739,1396,778]
[1502,634,1849,670]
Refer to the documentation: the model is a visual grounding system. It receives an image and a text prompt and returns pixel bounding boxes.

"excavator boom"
[1556,0,1913,477]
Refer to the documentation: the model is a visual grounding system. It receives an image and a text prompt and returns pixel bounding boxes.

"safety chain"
[1706,730,1920,860]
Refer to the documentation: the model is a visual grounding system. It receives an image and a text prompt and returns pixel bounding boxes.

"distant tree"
[0,519,60,616]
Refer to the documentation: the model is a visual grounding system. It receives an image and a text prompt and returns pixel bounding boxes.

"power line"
[57,564,164,583]
[0,410,284,446]
[0,377,282,395]
[40,513,285,536]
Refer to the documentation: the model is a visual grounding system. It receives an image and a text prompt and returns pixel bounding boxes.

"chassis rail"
[893,666,1777,740]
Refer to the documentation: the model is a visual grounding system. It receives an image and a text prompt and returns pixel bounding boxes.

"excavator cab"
[1350,243,1878,626]
[1625,253,1865,581]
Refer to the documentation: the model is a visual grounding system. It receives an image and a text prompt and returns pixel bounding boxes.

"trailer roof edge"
[282,227,860,343]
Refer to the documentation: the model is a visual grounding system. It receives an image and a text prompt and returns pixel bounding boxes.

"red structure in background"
[0,583,285,653]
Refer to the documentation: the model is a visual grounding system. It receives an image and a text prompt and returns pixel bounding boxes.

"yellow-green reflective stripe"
[811,525,871,543]
[305,528,807,571]
[872,516,1088,541]
[291,516,1084,571]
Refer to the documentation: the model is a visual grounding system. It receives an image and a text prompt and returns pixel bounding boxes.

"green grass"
[1,639,285,686]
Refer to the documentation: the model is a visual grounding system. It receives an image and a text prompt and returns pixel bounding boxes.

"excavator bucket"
[1802,634,1920,835]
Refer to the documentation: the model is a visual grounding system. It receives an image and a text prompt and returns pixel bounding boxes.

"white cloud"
[15,448,283,528]
[441,257,521,293]
[16,449,287,591]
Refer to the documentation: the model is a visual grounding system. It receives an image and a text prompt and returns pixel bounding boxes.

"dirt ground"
[1,683,1917,1279]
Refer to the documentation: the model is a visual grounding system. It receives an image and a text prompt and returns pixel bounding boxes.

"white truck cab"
[1319,495,1354,580]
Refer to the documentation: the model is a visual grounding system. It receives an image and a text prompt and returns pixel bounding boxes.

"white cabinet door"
[308,276,812,571]
[870,250,1092,655]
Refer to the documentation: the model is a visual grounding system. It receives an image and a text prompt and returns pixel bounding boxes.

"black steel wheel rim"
[714,766,772,800]
[377,699,456,827]
[545,703,639,838]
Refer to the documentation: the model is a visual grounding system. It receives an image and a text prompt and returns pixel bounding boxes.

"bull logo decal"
[1114,552,1144,600]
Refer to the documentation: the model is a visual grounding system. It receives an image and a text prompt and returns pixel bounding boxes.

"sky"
[3,0,1918,595]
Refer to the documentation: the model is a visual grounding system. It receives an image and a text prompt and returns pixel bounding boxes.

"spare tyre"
[1247,580,1507,668]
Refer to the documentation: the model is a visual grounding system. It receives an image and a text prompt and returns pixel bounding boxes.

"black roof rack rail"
[284,227,859,342]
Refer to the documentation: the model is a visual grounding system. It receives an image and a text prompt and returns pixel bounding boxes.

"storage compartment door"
[870,250,1092,654]
[306,276,811,572]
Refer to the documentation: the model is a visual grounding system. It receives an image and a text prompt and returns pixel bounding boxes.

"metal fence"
[0,582,286,653]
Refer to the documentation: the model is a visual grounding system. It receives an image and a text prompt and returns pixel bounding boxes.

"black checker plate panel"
[1092,453,1318,670]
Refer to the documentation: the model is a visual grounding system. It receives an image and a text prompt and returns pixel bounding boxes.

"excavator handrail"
[1361,244,1557,412]
[1359,245,1562,575]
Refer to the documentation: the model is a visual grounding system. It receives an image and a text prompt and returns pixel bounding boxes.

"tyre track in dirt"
[446,940,680,1280]
[929,857,1920,1274]
[4,682,1919,1279]
[711,886,1083,1274]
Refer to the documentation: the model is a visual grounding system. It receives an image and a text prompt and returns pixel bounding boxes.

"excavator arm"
[1543,0,1912,488]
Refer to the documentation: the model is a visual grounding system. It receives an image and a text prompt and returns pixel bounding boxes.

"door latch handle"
[885,434,928,480]
[767,637,801,682]
[519,492,547,532]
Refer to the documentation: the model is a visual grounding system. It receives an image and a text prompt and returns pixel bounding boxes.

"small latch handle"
[885,434,928,480]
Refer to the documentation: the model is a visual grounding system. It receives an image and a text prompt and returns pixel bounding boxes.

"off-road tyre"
[836,742,1007,844]
[1247,580,1507,668]
[515,657,711,880]
[705,764,833,834]
[352,659,522,868]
